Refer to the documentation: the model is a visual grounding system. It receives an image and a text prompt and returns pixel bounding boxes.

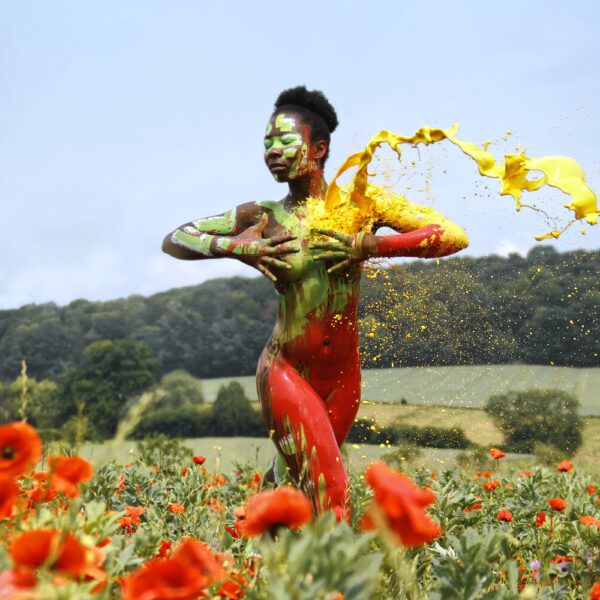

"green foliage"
[134,380,265,439]
[347,418,469,450]
[0,373,60,428]
[210,381,265,436]
[259,512,382,600]
[485,388,583,455]
[58,339,158,438]
[0,249,598,382]
[157,369,205,407]
[136,434,193,466]
[429,528,518,599]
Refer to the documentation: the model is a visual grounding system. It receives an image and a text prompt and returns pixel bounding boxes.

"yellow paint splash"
[307,124,598,240]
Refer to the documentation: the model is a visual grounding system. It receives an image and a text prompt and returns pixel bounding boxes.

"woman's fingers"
[327,259,351,273]
[312,252,349,261]
[256,262,277,282]
[309,241,345,251]
[267,234,297,246]
[313,228,351,243]
[261,256,292,269]
[268,243,300,255]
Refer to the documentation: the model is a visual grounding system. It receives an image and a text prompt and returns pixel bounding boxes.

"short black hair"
[273,85,338,163]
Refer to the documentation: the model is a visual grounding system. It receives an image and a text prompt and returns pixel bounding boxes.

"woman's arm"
[310,198,468,271]
[162,203,299,281]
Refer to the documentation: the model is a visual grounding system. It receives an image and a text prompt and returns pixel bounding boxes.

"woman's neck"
[283,170,328,209]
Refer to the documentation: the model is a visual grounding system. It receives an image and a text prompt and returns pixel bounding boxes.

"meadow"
[199,365,600,416]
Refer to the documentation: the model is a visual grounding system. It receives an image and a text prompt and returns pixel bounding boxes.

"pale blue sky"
[1,1,598,308]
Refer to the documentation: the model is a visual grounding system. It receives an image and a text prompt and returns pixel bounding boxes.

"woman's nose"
[265,145,283,159]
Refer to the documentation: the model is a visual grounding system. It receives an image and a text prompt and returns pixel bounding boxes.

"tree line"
[0,245,597,384]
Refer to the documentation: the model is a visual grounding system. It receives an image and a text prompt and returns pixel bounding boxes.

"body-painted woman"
[162,86,468,519]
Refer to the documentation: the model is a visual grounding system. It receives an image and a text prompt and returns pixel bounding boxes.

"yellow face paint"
[310,125,597,241]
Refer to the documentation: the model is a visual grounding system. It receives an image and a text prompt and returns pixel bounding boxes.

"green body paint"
[171,229,214,255]
[192,209,237,235]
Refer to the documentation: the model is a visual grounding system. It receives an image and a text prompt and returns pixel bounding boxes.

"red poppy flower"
[0,422,42,478]
[47,455,94,498]
[181,467,188,477]
[548,497,567,511]
[497,509,513,522]
[587,485,596,495]
[0,475,20,519]
[10,529,89,577]
[156,541,172,559]
[474,471,492,479]
[169,503,185,514]
[217,570,248,599]
[464,503,483,512]
[360,462,442,547]
[590,582,600,600]
[579,515,599,527]
[483,480,500,491]
[489,448,506,460]
[556,460,573,472]
[193,455,206,465]
[120,539,224,600]
[247,473,261,488]
[535,512,546,527]
[0,569,36,596]
[518,471,533,478]
[241,487,312,537]
[119,506,145,533]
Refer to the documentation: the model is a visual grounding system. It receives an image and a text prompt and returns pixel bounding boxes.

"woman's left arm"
[310,200,468,272]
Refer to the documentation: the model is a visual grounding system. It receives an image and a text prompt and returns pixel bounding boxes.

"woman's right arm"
[162,203,298,281]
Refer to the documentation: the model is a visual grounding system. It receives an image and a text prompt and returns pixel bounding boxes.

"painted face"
[264,112,318,182]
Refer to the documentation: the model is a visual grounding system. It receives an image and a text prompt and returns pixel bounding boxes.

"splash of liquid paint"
[307,124,598,241]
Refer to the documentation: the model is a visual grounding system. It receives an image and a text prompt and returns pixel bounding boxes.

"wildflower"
[497,509,513,522]
[181,467,189,477]
[0,569,36,596]
[483,479,500,491]
[548,497,567,511]
[155,540,172,559]
[193,455,206,465]
[590,582,600,600]
[579,515,597,527]
[119,506,145,533]
[120,538,224,600]
[10,529,89,578]
[361,461,442,547]
[0,422,42,478]
[0,476,20,519]
[247,473,261,488]
[587,485,596,494]
[241,487,312,537]
[169,503,185,514]
[489,448,506,460]
[518,471,533,478]
[474,471,492,478]
[556,459,573,472]
[47,455,94,498]
[535,512,546,527]
[464,503,483,512]
[217,570,248,599]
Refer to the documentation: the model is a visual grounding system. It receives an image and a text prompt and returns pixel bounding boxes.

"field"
[81,404,600,479]
[200,364,600,415]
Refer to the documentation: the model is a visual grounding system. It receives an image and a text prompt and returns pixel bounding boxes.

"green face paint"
[275,113,295,132]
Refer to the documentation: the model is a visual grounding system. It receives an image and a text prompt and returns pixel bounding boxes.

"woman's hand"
[309,229,376,273]
[230,215,299,281]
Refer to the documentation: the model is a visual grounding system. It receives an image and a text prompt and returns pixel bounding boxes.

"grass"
[200,365,600,415]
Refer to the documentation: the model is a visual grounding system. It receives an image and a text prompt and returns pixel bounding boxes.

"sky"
[1,1,599,309]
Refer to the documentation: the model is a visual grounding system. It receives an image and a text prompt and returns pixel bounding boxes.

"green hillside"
[200,365,600,416]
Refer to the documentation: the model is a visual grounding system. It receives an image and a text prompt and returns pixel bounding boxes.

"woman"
[162,86,468,518]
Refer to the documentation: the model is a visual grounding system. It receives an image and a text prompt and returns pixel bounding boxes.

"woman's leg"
[257,353,350,518]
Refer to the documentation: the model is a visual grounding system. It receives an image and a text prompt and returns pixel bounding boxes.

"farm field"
[80,405,600,478]
[200,364,600,415]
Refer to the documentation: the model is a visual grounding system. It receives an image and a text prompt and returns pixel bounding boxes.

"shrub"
[133,405,212,438]
[157,369,205,407]
[484,389,582,455]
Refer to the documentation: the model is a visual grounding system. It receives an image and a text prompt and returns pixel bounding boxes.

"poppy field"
[0,421,599,599]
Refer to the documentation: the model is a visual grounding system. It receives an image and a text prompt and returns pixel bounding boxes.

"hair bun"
[274,85,338,133]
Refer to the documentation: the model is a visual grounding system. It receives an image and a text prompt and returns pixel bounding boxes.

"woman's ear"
[312,140,328,161]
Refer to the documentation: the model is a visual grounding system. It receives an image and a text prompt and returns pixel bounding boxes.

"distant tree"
[157,369,205,407]
[58,340,158,438]
[484,389,582,455]
[0,373,59,429]
[210,381,265,436]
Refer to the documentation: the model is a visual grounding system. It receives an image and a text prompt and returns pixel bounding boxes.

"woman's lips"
[269,163,287,172]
